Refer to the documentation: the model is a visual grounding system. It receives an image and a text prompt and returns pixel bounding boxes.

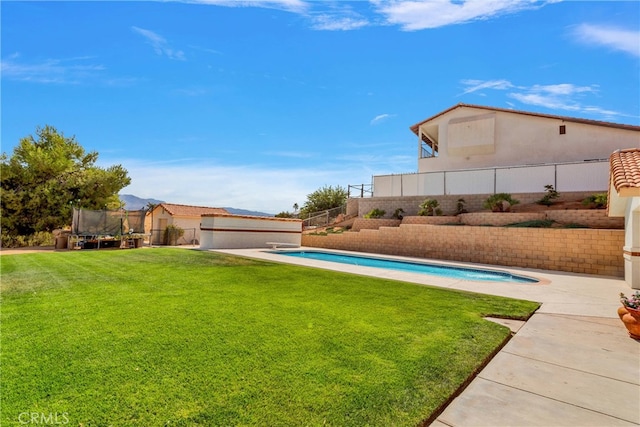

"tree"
[1,125,131,237]
[299,185,347,219]
[274,211,295,218]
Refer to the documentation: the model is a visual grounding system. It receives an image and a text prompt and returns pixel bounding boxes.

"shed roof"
[157,203,229,217]
[409,103,640,135]
[610,148,640,197]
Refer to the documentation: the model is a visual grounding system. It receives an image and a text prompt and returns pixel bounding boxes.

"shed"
[148,203,228,245]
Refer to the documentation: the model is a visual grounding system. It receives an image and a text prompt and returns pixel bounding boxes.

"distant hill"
[119,194,164,210]
[223,207,273,217]
[119,194,273,217]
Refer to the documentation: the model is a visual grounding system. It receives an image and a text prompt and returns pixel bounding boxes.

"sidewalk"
[432,313,640,426]
[216,248,640,427]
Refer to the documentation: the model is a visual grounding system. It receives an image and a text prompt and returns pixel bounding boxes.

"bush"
[582,193,607,209]
[484,193,520,212]
[164,224,185,245]
[392,208,405,220]
[537,184,560,206]
[1,232,55,248]
[364,208,385,219]
[455,198,468,215]
[505,220,555,228]
[418,199,442,216]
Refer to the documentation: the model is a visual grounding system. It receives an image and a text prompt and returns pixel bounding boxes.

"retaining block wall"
[356,191,596,217]
[302,224,624,277]
[351,218,402,231]
[545,210,623,229]
[355,210,623,229]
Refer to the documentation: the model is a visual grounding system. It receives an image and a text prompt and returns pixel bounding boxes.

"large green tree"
[299,185,348,219]
[1,125,131,236]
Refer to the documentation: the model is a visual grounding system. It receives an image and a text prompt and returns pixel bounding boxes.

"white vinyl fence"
[372,160,608,197]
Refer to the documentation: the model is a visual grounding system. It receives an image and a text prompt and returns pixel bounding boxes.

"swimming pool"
[272,250,539,284]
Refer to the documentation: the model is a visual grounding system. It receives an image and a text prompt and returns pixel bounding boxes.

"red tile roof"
[610,148,640,197]
[157,203,228,217]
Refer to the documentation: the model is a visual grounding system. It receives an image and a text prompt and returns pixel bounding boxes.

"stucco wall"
[201,214,301,249]
[302,225,624,277]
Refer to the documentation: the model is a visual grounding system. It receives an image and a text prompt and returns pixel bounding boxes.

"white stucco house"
[373,103,640,197]
[608,148,640,289]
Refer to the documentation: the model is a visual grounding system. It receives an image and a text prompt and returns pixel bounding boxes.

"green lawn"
[0,248,539,426]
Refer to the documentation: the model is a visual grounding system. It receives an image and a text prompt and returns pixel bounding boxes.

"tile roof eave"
[609,148,640,196]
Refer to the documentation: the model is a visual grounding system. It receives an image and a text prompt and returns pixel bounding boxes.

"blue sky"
[2,0,639,214]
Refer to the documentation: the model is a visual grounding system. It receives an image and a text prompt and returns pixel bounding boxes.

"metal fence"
[150,228,198,246]
[348,184,373,198]
[302,205,347,229]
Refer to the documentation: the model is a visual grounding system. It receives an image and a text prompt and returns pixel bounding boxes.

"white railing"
[372,160,609,197]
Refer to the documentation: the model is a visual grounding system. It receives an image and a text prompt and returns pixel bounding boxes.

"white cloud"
[111,158,374,214]
[370,113,395,125]
[132,27,186,61]
[169,0,558,32]
[507,83,599,111]
[311,14,369,31]
[459,79,514,95]
[571,24,640,57]
[459,78,630,120]
[0,55,106,84]
[185,0,309,14]
[371,0,556,31]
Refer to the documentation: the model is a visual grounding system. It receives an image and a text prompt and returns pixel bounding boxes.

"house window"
[559,125,566,135]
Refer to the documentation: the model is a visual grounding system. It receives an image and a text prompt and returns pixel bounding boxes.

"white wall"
[373,161,608,197]
[624,198,640,289]
[200,214,302,249]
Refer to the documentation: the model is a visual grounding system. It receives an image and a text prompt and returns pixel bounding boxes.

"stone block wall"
[545,210,623,229]
[302,224,624,277]
[458,212,545,226]
[351,218,402,231]
[355,191,598,217]
[358,211,623,229]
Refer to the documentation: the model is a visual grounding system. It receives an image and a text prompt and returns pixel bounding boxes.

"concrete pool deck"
[214,247,640,427]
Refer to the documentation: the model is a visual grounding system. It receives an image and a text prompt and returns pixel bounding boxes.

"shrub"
[564,223,589,229]
[537,184,560,206]
[364,208,385,219]
[0,232,55,248]
[455,198,468,215]
[392,208,405,220]
[582,193,607,209]
[505,220,555,228]
[164,224,185,245]
[484,193,520,212]
[418,199,442,216]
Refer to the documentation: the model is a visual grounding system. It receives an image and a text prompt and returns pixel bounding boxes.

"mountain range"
[119,194,273,217]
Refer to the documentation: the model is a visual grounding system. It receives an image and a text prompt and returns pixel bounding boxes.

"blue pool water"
[273,250,538,283]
